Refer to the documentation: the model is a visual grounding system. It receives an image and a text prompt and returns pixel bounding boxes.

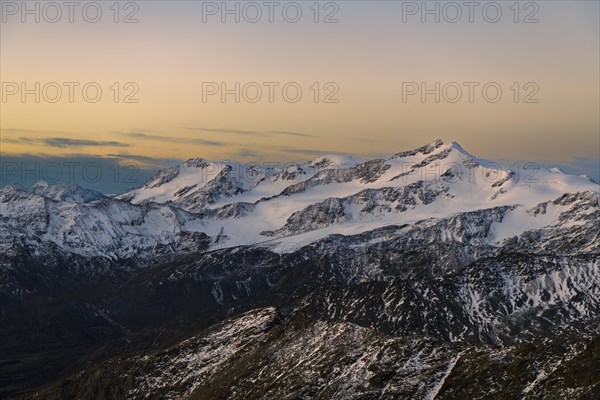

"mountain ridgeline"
[0,140,598,399]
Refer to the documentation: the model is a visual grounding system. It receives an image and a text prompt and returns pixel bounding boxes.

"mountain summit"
[1,140,597,259]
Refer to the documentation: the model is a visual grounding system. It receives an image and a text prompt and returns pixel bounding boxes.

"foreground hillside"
[32,308,600,400]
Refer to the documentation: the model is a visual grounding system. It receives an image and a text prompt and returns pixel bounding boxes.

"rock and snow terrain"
[0,140,598,399]
[1,140,597,261]
[31,307,599,400]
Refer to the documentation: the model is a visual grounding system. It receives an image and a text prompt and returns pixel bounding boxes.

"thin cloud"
[119,132,224,147]
[1,137,130,148]
[0,128,74,136]
[280,147,350,156]
[237,149,258,158]
[183,127,315,138]
[269,130,316,138]
[106,153,181,166]
[106,153,160,163]
[2,151,179,169]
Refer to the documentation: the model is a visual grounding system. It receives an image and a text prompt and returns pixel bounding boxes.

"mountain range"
[0,140,598,399]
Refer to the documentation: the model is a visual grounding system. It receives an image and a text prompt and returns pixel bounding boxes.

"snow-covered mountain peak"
[0,184,34,204]
[306,154,361,170]
[182,158,211,168]
[449,140,477,159]
[115,139,598,214]
[387,139,491,169]
[579,174,598,184]
[1,181,105,204]
[30,181,50,190]
[142,166,180,190]
[390,138,445,160]
[0,183,25,193]
[38,182,105,203]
